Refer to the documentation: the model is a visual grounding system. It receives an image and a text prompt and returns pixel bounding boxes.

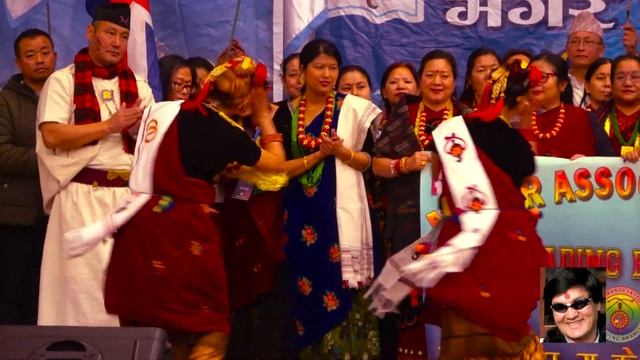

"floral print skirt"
[299,289,380,360]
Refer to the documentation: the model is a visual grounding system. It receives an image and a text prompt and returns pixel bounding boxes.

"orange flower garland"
[531,103,565,140]
[296,93,335,151]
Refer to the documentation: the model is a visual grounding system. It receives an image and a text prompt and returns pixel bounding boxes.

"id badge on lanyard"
[231,127,260,201]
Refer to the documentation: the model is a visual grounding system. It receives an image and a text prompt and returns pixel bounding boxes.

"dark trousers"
[226,261,296,359]
[0,217,47,325]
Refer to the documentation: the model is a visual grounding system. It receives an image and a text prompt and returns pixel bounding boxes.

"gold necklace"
[414,101,452,149]
[203,103,244,130]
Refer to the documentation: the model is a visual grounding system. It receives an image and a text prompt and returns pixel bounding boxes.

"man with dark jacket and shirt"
[0,28,56,324]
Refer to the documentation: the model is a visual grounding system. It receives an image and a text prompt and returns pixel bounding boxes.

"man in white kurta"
[36,3,153,326]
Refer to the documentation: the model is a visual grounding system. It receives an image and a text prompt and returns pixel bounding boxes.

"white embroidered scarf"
[366,116,499,314]
[335,94,381,288]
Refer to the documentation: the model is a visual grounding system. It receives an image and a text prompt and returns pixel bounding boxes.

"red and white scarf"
[367,116,499,315]
[73,47,139,152]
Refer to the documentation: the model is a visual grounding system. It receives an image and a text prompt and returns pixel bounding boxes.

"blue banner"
[0,0,273,87]
[3,1,640,101]
[420,156,640,357]
[310,1,639,101]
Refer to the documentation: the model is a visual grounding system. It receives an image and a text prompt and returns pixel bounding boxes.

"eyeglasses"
[614,72,640,84]
[540,72,557,83]
[550,298,592,313]
[568,38,603,48]
[172,81,194,93]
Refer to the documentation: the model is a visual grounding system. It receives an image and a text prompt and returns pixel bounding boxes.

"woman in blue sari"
[273,39,382,358]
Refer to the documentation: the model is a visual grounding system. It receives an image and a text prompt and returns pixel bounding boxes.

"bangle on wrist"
[363,153,372,172]
[259,133,283,148]
[390,159,401,176]
[303,155,309,170]
[344,148,355,164]
[400,157,409,174]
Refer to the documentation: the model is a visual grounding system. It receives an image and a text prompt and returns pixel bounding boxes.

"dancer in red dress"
[102,43,286,359]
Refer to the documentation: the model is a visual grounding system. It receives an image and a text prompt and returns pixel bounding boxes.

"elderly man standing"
[0,28,56,325]
[567,11,638,108]
[36,3,153,326]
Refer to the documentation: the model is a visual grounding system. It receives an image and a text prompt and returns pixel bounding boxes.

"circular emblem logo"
[462,185,487,213]
[444,132,466,162]
[606,286,640,343]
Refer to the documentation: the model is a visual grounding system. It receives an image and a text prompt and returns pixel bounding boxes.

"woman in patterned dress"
[273,38,382,359]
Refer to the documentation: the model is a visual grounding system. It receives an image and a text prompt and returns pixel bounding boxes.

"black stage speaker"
[0,326,172,360]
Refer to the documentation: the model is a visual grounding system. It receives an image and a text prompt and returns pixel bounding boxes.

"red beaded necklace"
[414,101,451,149]
[295,93,335,151]
[531,103,565,139]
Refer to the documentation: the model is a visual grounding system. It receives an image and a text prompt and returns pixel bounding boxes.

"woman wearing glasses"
[543,268,605,343]
[159,54,195,101]
[521,52,597,158]
[595,54,640,162]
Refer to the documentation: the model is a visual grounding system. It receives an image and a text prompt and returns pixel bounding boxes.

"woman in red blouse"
[523,52,596,158]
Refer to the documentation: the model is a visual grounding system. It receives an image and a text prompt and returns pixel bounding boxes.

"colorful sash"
[603,109,640,156]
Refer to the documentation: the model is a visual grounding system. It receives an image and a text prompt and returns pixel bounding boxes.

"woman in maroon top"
[600,54,640,162]
[523,52,596,158]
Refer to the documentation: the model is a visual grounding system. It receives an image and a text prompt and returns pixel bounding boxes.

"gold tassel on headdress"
[490,66,509,104]
[490,59,529,104]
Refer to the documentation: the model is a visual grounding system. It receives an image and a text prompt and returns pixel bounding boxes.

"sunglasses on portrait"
[550,298,592,313]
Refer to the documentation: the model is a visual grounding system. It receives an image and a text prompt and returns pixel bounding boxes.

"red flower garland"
[414,102,451,149]
[531,103,565,140]
[296,94,335,151]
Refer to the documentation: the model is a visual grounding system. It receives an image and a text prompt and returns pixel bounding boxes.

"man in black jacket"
[0,28,56,324]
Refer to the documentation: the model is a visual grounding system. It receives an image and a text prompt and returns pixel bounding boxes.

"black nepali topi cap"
[93,3,130,30]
